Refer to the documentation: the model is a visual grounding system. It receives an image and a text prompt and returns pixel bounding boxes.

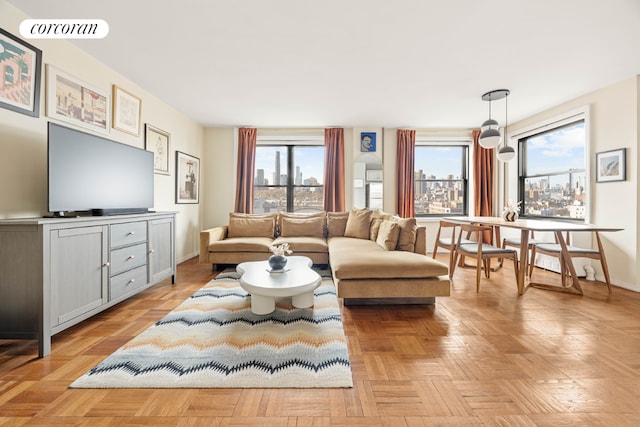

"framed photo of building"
[145,124,170,175]
[176,151,199,204]
[596,148,626,183]
[112,85,141,136]
[45,65,110,133]
[0,27,42,117]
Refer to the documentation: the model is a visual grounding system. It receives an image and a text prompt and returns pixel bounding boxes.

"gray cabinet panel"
[50,225,108,327]
[110,242,147,276]
[110,221,147,248]
[149,217,175,284]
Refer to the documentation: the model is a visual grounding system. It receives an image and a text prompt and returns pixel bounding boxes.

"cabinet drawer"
[110,243,147,276]
[111,221,147,248]
[110,265,147,301]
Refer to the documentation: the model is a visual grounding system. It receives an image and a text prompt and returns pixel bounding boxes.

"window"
[414,144,469,216]
[253,144,324,213]
[518,119,586,220]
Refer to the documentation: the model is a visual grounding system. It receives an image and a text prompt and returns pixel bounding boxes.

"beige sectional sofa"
[199,209,450,304]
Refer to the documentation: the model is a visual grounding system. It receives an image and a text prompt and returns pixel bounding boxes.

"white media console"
[0,212,176,357]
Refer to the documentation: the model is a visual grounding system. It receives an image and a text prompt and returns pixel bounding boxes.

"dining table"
[443,216,623,295]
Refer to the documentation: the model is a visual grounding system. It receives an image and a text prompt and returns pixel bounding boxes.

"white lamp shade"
[479,128,501,148]
[497,145,516,162]
[481,118,499,132]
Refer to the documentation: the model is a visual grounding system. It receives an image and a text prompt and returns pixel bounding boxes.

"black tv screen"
[48,122,154,215]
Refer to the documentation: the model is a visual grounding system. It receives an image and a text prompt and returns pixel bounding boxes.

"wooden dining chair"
[502,231,551,277]
[432,220,474,278]
[531,231,612,293]
[451,223,519,292]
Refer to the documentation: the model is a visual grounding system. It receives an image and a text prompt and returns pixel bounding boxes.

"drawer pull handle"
[127,255,135,260]
[127,231,135,236]
[149,249,155,254]
[103,262,110,267]
[128,279,135,285]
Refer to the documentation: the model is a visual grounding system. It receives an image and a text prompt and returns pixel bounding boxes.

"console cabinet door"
[50,225,108,327]
[148,217,175,284]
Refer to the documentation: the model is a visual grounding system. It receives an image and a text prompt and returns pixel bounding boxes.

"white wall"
[0,2,204,262]
[506,76,639,291]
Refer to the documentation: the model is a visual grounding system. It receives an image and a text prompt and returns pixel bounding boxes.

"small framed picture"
[112,85,141,136]
[176,151,200,204]
[360,132,376,152]
[596,148,626,183]
[46,65,110,133]
[0,27,42,117]
[145,124,170,175]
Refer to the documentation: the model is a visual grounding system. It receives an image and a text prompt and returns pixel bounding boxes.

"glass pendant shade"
[479,128,501,149]
[481,118,499,132]
[497,145,515,162]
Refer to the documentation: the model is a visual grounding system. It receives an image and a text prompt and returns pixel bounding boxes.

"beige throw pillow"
[369,210,393,241]
[344,208,372,239]
[376,220,400,251]
[280,216,324,237]
[327,211,349,237]
[391,216,418,252]
[278,211,326,237]
[227,213,276,238]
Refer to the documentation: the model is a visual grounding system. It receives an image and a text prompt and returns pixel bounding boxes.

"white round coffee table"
[236,256,322,315]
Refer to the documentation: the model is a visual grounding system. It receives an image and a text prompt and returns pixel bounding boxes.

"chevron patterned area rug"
[70,275,352,388]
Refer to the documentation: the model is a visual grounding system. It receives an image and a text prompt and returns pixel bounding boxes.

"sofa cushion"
[327,211,349,237]
[227,213,276,238]
[391,216,418,252]
[272,236,328,253]
[369,209,393,241]
[328,237,448,279]
[209,236,273,253]
[280,216,324,238]
[375,220,400,251]
[344,208,372,239]
[277,211,326,237]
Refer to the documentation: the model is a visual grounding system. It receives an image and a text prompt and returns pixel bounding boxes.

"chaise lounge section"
[199,209,450,304]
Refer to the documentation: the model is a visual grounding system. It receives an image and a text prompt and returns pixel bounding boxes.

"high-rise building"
[275,151,281,185]
[295,166,302,185]
[256,169,264,185]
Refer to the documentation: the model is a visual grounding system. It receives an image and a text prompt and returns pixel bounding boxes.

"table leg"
[292,291,314,308]
[529,231,583,295]
[250,294,276,315]
[517,229,529,295]
[493,226,504,272]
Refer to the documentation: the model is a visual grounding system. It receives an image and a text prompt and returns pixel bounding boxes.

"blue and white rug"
[70,276,352,388]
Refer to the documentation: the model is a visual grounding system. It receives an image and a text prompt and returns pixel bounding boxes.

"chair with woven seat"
[451,223,519,292]
[432,220,474,278]
[531,231,612,293]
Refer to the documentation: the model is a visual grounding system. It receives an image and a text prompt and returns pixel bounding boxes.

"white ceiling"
[8,0,640,129]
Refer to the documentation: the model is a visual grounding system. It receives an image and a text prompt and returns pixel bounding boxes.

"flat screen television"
[48,122,154,216]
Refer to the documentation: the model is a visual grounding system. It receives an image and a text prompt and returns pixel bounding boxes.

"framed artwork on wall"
[45,65,110,133]
[596,148,626,183]
[112,85,141,135]
[360,132,376,152]
[176,151,200,204]
[145,124,170,175]
[0,27,42,117]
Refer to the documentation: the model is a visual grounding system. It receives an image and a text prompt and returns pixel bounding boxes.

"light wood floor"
[2,255,640,426]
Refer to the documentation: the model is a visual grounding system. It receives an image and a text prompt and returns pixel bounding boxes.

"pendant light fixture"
[496,89,515,162]
[479,89,510,149]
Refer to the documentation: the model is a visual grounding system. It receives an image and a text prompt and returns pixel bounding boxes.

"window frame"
[414,137,471,217]
[254,136,324,213]
[515,107,590,222]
